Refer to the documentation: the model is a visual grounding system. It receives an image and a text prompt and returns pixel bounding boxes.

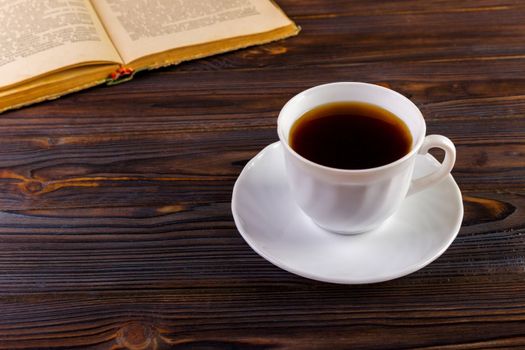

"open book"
[0,0,299,113]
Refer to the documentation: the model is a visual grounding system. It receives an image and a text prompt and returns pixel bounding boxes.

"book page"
[0,0,122,88]
[91,0,294,64]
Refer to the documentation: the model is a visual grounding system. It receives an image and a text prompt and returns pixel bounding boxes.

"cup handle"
[407,134,456,196]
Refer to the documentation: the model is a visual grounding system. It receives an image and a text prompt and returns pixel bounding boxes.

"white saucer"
[232,142,463,284]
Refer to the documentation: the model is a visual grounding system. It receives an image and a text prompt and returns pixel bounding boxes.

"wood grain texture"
[1,0,525,349]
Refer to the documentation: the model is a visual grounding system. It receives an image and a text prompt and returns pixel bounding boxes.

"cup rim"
[277,82,427,174]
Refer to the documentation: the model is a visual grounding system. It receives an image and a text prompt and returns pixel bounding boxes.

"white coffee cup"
[277,82,456,234]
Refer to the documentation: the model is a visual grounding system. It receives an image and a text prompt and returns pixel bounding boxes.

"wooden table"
[2,0,525,348]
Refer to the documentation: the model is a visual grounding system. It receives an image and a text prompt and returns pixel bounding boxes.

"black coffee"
[289,102,412,170]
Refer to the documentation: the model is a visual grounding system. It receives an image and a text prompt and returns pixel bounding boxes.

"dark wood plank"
[1,0,525,348]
